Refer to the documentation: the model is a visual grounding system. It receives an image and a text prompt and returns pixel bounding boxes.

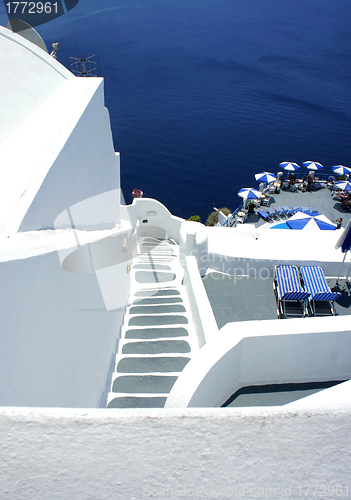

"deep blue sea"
[2,0,351,221]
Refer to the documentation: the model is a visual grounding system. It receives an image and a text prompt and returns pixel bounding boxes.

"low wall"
[134,198,183,243]
[166,316,351,408]
[0,406,350,499]
[183,256,218,349]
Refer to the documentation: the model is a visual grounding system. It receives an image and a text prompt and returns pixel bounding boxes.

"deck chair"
[300,266,340,316]
[266,207,280,220]
[257,210,272,222]
[281,206,293,217]
[274,265,310,318]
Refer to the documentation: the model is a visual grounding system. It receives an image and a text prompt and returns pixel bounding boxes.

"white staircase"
[106,236,196,408]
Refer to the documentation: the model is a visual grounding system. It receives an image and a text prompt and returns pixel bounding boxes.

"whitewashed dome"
[0,24,73,146]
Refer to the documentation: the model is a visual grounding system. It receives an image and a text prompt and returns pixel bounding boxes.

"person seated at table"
[342,195,351,210]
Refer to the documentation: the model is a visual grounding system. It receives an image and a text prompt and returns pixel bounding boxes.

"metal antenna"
[66,55,101,77]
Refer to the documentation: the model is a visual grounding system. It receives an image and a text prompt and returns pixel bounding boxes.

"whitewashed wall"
[166,316,351,408]
[19,81,120,232]
[183,255,218,348]
[0,406,350,499]
[0,250,124,408]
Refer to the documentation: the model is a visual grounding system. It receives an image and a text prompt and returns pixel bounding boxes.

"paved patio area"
[202,271,351,328]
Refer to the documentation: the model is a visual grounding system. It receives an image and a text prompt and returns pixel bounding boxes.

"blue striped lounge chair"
[266,207,280,219]
[257,210,272,222]
[274,265,310,317]
[300,266,341,316]
[281,206,294,217]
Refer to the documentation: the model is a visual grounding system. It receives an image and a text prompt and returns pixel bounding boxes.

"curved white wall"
[166,316,351,408]
[0,26,72,147]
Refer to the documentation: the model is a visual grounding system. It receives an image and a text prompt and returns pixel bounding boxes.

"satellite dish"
[6,19,48,53]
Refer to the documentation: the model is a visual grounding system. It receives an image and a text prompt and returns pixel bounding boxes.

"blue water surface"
[2,0,350,221]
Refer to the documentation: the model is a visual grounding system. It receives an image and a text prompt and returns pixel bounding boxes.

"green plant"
[206,207,231,226]
[188,215,201,222]
[248,201,256,212]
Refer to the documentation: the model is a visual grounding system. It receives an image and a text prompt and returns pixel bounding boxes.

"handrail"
[221,201,244,227]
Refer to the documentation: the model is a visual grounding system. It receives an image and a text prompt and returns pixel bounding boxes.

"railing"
[219,201,244,227]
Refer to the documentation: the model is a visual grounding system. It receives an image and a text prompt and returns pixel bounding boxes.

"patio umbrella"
[303,161,323,171]
[335,218,351,284]
[335,181,351,191]
[280,161,300,172]
[238,188,262,200]
[332,165,351,176]
[254,172,276,184]
[286,211,336,231]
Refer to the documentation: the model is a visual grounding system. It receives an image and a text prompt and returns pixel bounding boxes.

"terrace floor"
[202,271,351,329]
[241,184,351,229]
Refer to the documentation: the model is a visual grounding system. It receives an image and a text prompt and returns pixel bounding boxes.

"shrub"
[188,215,201,222]
[206,207,231,226]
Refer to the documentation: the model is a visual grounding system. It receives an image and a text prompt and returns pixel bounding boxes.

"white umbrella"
[303,161,323,171]
[332,165,351,176]
[335,181,351,191]
[286,211,336,231]
[238,187,263,200]
[254,172,276,184]
[279,161,300,171]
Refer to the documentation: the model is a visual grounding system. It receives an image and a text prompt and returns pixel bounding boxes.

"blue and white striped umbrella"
[238,187,262,200]
[286,211,336,231]
[336,181,351,191]
[303,161,323,171]
[280,161,300,171]
[255,171,276,183]
[332,165,351,175]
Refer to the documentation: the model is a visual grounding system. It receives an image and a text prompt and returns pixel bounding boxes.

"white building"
[0,25,350,499]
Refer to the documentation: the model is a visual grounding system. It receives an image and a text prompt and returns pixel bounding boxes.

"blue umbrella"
[238,187,262,200]
[332,165,351,176]
[336,181,351,191]
[286,211,336,231]
[280,161,300,171]
[335,219,351,284]
[303,161,323,171]
[255,171,276,184]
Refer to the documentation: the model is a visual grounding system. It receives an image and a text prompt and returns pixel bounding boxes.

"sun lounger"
[281,206,293,217]
[300,266,340,316]
[266,207,280,219]
[257,210,272,222]
[274,265,310,317]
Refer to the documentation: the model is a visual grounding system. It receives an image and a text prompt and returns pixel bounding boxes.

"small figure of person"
[305,173,313,191]
[289,173,296,190]
[336,218,343,229]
